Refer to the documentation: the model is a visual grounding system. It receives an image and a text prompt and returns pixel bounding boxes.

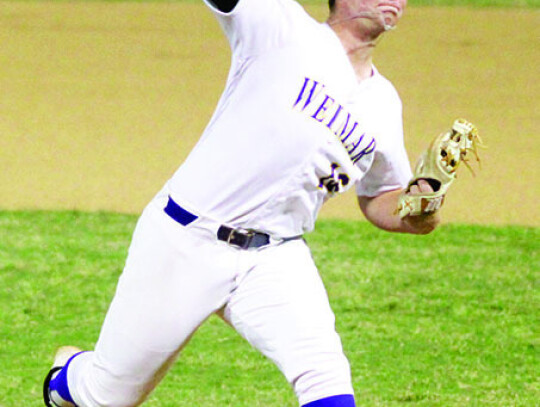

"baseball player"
[43,0,442,406]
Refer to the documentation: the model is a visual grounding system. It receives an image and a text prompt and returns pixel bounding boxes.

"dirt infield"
[1,2,538,226]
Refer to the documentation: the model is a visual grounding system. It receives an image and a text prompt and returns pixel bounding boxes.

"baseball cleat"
[43,346,82,407]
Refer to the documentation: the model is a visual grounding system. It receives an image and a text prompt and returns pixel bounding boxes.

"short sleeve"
[354,77,412,197]
[355,144,412,197]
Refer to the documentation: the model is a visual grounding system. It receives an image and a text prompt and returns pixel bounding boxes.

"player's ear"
[329,0,336,13]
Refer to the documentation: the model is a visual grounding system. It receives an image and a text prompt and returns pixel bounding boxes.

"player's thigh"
[72,205,236,406]
[100,203,235,351]
[222,239,352,404]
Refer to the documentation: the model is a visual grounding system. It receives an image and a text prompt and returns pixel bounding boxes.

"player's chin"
[382,16,398,29]
[381,10,401,29]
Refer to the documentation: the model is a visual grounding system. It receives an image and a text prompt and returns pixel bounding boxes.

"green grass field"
[0,0,538,405]
[0,211,538,406]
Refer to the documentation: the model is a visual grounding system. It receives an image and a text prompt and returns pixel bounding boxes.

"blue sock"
[49,351,85,405]
[303,394,356,407]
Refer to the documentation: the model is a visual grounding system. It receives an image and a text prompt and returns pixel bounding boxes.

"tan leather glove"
[397,118,484,218]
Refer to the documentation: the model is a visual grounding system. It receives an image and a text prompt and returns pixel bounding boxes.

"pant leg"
[221,238,354,406]
[67,202,238,407]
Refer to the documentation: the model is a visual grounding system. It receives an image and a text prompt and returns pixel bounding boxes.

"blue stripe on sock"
[302,394,355,407]
[49,351,85,405]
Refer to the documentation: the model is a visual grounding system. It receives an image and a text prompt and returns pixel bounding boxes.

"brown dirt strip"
[0,2,538,226]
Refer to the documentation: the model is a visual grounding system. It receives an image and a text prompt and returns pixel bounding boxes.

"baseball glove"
[396,118,483,218]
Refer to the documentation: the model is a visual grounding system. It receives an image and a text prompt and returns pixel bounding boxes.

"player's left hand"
[396,118,483,219]
[401,179,441,233]
[407,178,434,195]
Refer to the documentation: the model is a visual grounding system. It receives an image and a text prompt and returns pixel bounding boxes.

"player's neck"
[348,47,375,82]
[328,22,378,82]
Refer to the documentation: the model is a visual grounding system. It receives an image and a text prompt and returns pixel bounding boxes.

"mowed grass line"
[0,211,538,405]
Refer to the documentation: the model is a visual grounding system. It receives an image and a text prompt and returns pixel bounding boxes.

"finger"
[409,184,420,195]
[417,179,434,193]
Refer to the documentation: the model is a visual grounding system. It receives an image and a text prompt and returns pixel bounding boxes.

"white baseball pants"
[65,192,354,406]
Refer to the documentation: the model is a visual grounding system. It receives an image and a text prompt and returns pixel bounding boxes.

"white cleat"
[43,346,82,407]
[52,346,83,369]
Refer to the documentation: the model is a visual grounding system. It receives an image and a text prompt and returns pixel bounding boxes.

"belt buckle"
[227,228,254,249]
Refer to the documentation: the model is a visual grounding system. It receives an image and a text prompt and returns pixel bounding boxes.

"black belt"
[164,196,271,250]
[216,225,270,250]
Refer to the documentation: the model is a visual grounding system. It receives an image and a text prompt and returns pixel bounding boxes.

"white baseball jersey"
[169,0,412,237]
[46,2,415,406]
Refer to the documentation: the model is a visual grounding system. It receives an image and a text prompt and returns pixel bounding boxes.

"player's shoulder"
[368,68,403,110]
[267,0,322,31]
[372,68,401,98]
